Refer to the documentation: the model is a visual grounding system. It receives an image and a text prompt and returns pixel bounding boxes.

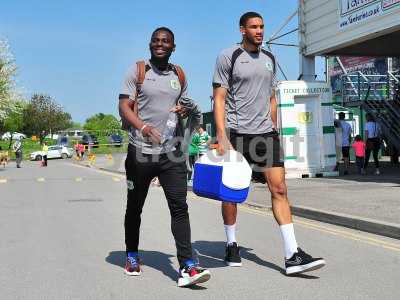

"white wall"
[300,0,400,56]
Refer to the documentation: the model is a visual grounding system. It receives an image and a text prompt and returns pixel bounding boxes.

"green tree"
[23,94,72,144]
[83,113,120,136]
[71,121,82,129]
[1,100,26,149]
[0,39,18,122]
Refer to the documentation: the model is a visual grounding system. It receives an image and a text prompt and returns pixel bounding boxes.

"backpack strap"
[122,61,147,129]
[136,61,146,85]
[171,64,187,101]
[173,64,186,88]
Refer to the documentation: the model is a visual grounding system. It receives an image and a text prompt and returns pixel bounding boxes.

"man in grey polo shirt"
[213,12,325,275]
[119,27,210,287]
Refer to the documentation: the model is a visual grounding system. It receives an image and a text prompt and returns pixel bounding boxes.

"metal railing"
[341,71,400,151]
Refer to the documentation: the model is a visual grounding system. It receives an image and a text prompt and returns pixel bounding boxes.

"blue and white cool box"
[193,150,252,203]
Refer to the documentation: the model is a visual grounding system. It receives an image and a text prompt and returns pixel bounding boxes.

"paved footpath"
[1,160,400,299]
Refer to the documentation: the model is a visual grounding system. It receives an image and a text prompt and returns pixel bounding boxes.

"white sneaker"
[177,264,211,287]
[375,169,380,175]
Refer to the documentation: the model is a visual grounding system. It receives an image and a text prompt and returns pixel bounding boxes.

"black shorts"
[342,146,350,158]
[229,129,284,170]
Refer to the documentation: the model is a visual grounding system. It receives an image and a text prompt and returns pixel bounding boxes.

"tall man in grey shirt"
[119,27,210,287]
[213,12,325,275]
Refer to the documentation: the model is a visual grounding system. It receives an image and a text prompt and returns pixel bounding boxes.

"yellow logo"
[298,112,313,124]
[170,79,180,90]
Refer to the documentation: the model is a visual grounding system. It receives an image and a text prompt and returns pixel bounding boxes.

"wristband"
[140,124,148,136]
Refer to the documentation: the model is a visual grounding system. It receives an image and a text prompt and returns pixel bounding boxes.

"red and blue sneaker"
[124,253,142,276]
[177,259,211,287]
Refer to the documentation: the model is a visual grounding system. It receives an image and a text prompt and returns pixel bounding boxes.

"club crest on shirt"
[265,61,273,72]
[170,79,180,90]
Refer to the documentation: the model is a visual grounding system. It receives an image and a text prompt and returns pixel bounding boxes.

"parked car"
[108,134,123,147]
[1,132,26,140]
[82,134,99,148]
[30,145,74,161]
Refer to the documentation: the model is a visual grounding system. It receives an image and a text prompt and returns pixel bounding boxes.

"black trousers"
[364,138,380,169]
[355,156,364,174]
[124,145,192,267]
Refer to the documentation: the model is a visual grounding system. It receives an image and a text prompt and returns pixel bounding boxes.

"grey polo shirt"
[213,45,277,134]
[120,60,187,154]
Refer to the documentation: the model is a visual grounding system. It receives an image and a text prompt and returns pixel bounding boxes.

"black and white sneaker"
[225,242,242,267]
[285,248,325,275]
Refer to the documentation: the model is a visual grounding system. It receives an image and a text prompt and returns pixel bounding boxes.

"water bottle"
[161,111,177,144]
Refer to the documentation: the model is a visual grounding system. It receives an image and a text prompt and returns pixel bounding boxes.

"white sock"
[224,224,237,245]
[279,223,298,259]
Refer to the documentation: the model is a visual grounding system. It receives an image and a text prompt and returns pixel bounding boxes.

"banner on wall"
[339,0,400,29]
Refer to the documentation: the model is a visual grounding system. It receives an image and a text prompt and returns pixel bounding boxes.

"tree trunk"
[8,134,13,149]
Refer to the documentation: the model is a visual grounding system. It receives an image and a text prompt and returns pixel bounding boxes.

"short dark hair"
[355,135,362,141]
[151,27,175,43]
[240,12,263,27]
[338,112,345,120]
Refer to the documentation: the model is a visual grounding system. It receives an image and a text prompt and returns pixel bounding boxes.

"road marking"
[69,162,400,253]
[68,162,125,179]
[75,177,83,182]
[37,177,45,182]
[0,178,7,183]
[112,177,121,182]
[188,194,400,253]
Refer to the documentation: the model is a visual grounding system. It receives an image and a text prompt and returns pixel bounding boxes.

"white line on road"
[37,177,45,182]
[68,161,400,253]
[189,194,400,253]
[0,178,7,183]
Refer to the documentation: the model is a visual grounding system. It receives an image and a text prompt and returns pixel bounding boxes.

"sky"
[0,0,325,124]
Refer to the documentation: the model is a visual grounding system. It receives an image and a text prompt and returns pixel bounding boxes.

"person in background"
[338,112,352,175]
[364,113,381,175]
[352,135,366,175]
[187,131,200,182]
[334,119,342,171]
[74,142,80,158]
[42,142,48,167]
[187,126,210,182]
[12,137,23,168]
[78,143,85,160]
[196,126,210,157]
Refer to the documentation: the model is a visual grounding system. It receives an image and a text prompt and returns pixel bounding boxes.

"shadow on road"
[192,241,319,279]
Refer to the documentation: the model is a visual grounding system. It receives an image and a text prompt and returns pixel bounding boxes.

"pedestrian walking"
[196,126,210,157]
[78,143,85,160]
[352,135,366,175]
[42,142,48,167]
[118,27,210,287]
[212,11,325,275]
[364,113,381,175]
[12,137,23,168]
[338,112,352,175]
[187,129,200,182]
